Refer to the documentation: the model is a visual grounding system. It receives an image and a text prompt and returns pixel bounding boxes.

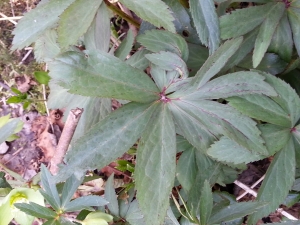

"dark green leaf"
[191,37,243,89]
[48,50,159,103]
[292,178,300,191]
[11,0,76,50]
[169,101,216,152]
[84,2,110,53]
[61,175,84,209]
[115,30,134,61]
[199,180,213,225]
[186,43,208,76]
[253,2,285,68]
[14,202,57,219]
[259,71,300,126]
[228,95,291,127]
[288,7,300,57]
[207,137,263,165]
[208,202,266,225]
[41,165,61,211]
[171,100,268,155]
[137,29,189,61]
[268,12,293,62]
[136,102,176,225]
[34,71,51,85]
[239,53,288,75]
[248,138,295,225]
[220,4,270,39]
[176,148,197,191]
[55,102,158,182]
[119,0,175,32]
[189,0,220,53]
[104,174,119,216]
[182,71,277,100]
[259,124,291,155]
[0,172,11,189]
[64,196,108,212]
[57,0,102,49]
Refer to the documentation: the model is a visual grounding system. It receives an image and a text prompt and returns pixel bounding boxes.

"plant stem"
[103,0,140,28]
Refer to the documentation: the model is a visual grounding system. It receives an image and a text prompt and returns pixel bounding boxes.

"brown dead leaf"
[15,74,32,93]
[101,162,123,177]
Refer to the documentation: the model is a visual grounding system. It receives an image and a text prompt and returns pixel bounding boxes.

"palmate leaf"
[115,29,134,61]
[57,0,102,49]
[15,202,56,219]
[247,138,295,225]
[170,100,268,155]
[137,29,189,61]
[48,50,159,103]
[135,102,176,225]
[11,0,76,50]
[104,174,119,216]
[199,180,213,225]
[55,102,158,182]
[63,195,108,212]
[119,0,175,32]
[61,175,84,209]
[288,5,300,57]
[189,0,220,54]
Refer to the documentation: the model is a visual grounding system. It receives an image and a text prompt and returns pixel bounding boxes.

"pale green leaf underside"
[172,100,268,155]
[253,2,285,68]
[55,102,158,182]
[104,174,119,216]
[189,0,220,53]
[119,0,175,32]
[11,0,76,50]
[260,71,300,126]
[48,50,159,103]
[145,52,189,78]
[58,0,102,49]
[208,202,266,225]
[182,71,277,100]
[228,95,291,127]
[207,137,263,165]
[34,29,60,62]
[137,29,189,61]
[136,103,176,225]
[47,82,111,142]
[248,138,295,225]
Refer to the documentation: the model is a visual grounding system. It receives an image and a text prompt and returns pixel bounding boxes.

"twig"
[236,175,265,200]
[234,179,298,221]
[10,0,15,17]
[18,49,33,65]
[0,13,22,24]
[103,0,140,28]
[50,108,83,175]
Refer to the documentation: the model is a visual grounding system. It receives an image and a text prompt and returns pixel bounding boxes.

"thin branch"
[234,179,298,221]
[236,175,265,200]
[50,108,84,175]
[103,0,140,28]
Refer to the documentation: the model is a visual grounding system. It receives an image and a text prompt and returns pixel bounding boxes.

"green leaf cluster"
[10,0,300,224]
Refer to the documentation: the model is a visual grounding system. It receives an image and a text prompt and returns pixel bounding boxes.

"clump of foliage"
[5,0,300,224]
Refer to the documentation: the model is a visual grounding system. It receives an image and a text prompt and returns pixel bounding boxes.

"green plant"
[9,0,300,224]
